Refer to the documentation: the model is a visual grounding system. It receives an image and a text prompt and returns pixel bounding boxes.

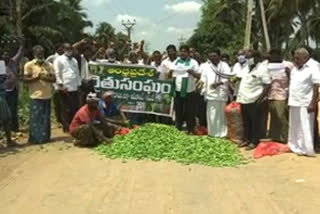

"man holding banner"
[88,60,174,125]
[169,45,200,133]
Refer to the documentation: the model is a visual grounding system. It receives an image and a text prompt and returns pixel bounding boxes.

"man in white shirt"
[200,50,231,137]
[169,45,200,133]
[237,50,271,150]
[303,48,320,149]
[54,43,81,132]
[46,43,64,64]
[232,50,250,98]
[158,45,177,125]
[288,48,320,156]
[46,43,64,125]
[150,50,162,78]
[159,45,177,80]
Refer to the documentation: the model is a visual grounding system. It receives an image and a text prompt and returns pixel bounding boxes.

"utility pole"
[259,0,271,50]
[121,19,136,41]
[178,35,186,46]
[245,0,271,50]
[244,0,254,49]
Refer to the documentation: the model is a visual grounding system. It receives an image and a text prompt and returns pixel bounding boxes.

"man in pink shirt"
[267,49,292,143]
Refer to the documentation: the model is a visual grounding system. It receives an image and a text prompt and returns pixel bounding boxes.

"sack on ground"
[225,102,243,143]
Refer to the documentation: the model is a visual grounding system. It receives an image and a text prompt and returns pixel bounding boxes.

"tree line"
[1,0,320,59]
[0,0,128,56]
[188,0,320,59]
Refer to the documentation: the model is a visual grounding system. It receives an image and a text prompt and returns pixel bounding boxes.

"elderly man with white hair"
[288,48,320,156]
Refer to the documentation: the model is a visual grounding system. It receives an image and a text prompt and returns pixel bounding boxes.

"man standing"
[2,39,24,132]
[288,48,320,156]
[232,49,250,98]
[0,63,16,147]
[24,45,56,144]
[72,40,96,106]
[267,49,291,143]
[159,45,177,80]
[151,50,162,77]
[169,45,200,133]
[158,45,177,125]
[46,43,64,126]
[54,43,81,132]
[200,50,231,137]
[237,51,271,150]
[46,43,64,64]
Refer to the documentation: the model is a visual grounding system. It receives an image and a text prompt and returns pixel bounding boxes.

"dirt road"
[0,129,319,214]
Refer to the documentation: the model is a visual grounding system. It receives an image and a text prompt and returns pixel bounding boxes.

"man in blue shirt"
[98,91,127,123]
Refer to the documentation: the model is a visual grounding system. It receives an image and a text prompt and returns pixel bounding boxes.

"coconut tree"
[95,22,116,47]
[0,0,92,52]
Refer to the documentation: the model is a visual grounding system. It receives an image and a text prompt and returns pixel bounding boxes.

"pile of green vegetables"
[96,123,245,167]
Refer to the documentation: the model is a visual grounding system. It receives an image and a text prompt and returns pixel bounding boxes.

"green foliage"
[0,0,92,53]
[190,0,320,55]
[188,0,245,55]
[95,22,116,46]
[18,85,30,127]
[95,123,246,167]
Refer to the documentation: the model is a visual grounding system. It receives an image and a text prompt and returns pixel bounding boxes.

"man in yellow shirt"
[24,45,56,144]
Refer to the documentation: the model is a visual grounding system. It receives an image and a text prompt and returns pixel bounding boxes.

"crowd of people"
[0,37,320,157]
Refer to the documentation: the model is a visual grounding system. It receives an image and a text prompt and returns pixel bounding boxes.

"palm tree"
[0,0,92,52]
[95,22,115,47]
[308,0,320,48]
[265,0,316,50]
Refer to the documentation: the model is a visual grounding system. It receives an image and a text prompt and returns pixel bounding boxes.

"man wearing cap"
[69,93,124,147]
[98,91,127,123]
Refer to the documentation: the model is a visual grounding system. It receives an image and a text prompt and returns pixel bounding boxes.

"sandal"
[245,143,256,150]
[238,141,249,148]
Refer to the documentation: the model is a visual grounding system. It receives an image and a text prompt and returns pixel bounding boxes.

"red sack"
[114,128,131,136]
[254,142,290,159]
[225,102,243,143]
[193,126,204,136]
[193,126,208,136]
[199,126,208,135]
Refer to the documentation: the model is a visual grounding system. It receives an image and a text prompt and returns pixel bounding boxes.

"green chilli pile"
[95,123,246,167]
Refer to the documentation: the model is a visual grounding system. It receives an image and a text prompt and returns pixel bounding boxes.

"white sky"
[81,0,203,51]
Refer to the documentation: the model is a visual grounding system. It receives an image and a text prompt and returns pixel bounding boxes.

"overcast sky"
[81,0,203,51]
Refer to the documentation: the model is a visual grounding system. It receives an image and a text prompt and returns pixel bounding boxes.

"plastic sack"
[254,142,290,159]
[114,128,131,136]
[225,102,243,143]
[193,126,208,136]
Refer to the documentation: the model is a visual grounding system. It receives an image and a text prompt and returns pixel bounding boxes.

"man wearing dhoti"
[288,48,320,156]
[200,50,232,137]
